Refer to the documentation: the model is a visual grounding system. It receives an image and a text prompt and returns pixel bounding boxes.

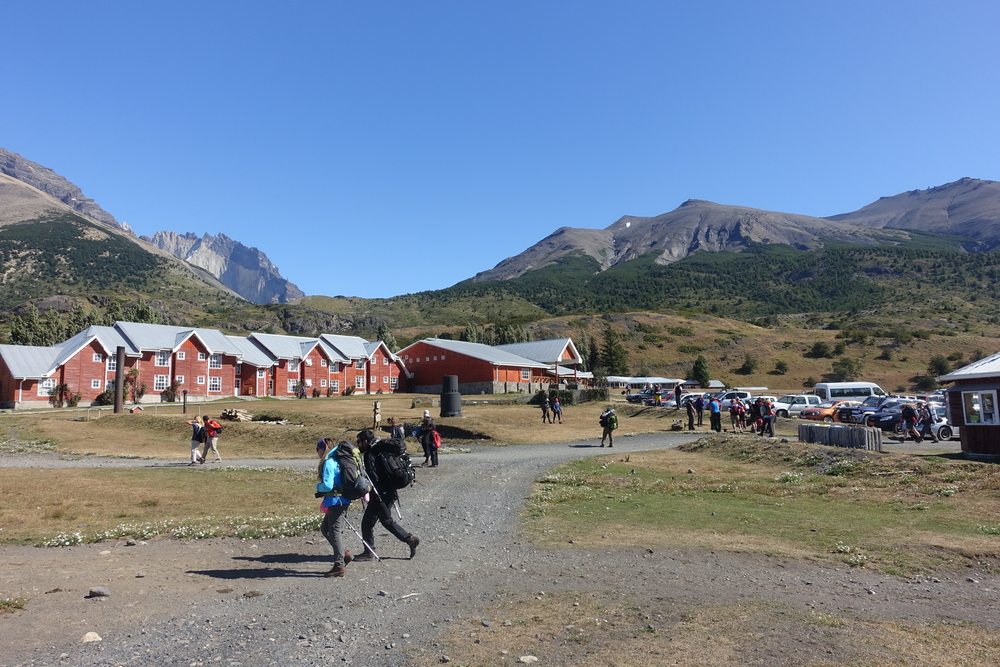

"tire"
[777,410,789,418]
[823,416,834,423]
[938,425,952,441]
[893,422,903,435]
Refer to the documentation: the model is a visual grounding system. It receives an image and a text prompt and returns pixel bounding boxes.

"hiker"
[918,403,940,443]
[686,399,696,430]
[186,418,206,465]
[695,395,705,427]
[675,383,684,409]
[759,398,775,437]
[599,408,617,447]
[541,398,553,424]
[552,397,564,423]
[315,438,353,578]
[708,397,722,433]
[900,403,922,442]
[387,416,405,441]
[730,399,743,433]
[353,429,419,562]
[413,411,439,467]
[201,415,223,462]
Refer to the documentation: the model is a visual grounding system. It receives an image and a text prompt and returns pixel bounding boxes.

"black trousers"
[361,494,411,550]
[710,412,721,432]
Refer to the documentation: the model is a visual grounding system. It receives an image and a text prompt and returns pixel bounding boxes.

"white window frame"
[37,378,56,397]
[198,352,207,361]
[355,376,366,390]
[287,379,298,393]
[355,359,365,369]
[209,376,222,392]
[154,375,169,391]
[383,357,389,365]
[93,353,102,363]
[288,359,299,372]
[389,377,398,390]
[209,354,222,369]
[257,369,266,378]
[320,379,327,387]
[106,357,117,372]
[175,375,185,385]
[197,376,206,385]
[330,380,340,394]
[176,351,186,360]
[330,362,339,373]
[962,389,998,425]
[235,364,242,375]
[370,375,377,384]
[305,359,312,367]
[521,368,530,381]
[91,379,102,389]
[382,376,389,384]
[440,354,445,360]
[155,351,170,367]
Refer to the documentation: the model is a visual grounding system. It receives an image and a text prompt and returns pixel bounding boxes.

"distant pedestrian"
[709,397,722,432]
[551,397,563,423]
[414,411,439,467]
[599,408,618,447]
[900,403,922,442]
[686,400,696,430]
[387,416,405,441]
[201,416,223,462]
[541,398,553,424]
[695,395,705,427]
[675,383,683,409]
[759,399,775,437]
[187,418,206,465]
[918,403,940,443]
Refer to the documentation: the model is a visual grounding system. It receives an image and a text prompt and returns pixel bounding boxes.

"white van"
[812,382,886,402]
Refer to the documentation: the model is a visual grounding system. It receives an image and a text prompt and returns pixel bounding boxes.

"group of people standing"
[684,395,777,436]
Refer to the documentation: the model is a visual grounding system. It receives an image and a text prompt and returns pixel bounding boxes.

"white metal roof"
[0,344,62,379]
[399,338,549,368]
[938,349,1000,382]
[494,338,581,365]
[248,333,319,360]
[114,322,232,355]
[224,335,275,368]
[319,334,372,361]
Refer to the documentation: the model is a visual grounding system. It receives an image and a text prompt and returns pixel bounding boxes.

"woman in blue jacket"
[316,438,352,577]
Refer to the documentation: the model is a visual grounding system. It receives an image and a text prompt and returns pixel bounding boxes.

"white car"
[773,394,823,418]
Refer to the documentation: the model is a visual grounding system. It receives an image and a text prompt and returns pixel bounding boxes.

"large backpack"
[326,442,371,500]
[608,413,619,430]
[372,437,416,490]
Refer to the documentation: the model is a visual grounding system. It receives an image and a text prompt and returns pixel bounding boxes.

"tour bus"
[812,382,886,401]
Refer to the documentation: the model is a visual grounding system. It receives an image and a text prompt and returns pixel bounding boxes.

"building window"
[155,351,170,367]
[177,351,185,360]
[154,375,169,391]
[389,377,398,390]
[287,379,298,393]
[355,360,365,369]
[320,379,327,387]
[521,368,530,381]
[305,379,312,387]
[209,377,222,392]
[235,364,242,375]
[330,362,339,373]
[37,379,57,397]
[305,359,312,367]
[257,369,266,378]
[355,376,365,389]
[962,390,998,425]
[209,354,222,369]
[425,357,430,362]
[433,356,438,361]
[175,375,184,385]
[91,379,102,389]
[383,358,389,365]
[93,353,103,363]
[288,359,299,372]
[382,376,389,384]
[106,357,117,372]
[197,376,206,385]
[441,354,445,360]
[198,352,207,361]
[330,380,340,394]
[320,359,327,367]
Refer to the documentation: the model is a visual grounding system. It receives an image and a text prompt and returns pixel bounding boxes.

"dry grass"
[408,590,1000,667]
[525,435,1000,575]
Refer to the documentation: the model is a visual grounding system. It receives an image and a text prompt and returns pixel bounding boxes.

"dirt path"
[2,433,993,667]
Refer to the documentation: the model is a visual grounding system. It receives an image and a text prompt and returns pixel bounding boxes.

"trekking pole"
[393,499,403,520]
[342,514,382,562]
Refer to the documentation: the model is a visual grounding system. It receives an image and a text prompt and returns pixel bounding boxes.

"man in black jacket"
[353,429,419,561]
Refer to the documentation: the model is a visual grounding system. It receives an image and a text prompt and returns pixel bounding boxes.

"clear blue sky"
[4,1,998,298]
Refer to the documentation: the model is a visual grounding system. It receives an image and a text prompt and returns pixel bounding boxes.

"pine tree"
[688,354,711,388]
[599,324,629,375]
[103,301,124,326]
[10,305,41,345]
[461,322,479,343]
[123,298,161,324]
[376,323,399,353]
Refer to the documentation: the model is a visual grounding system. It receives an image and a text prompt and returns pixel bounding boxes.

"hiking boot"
[352,551,376,562]
[344,550,353,565]
[407,535,420,559]
[324,565,346,578]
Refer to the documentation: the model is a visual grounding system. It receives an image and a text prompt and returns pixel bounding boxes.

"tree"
[123,298,161,324]
[9,305,42,345]
[588,336,600,375]
[599,324,629,376]
[829,357,860,382]
[376,323,399,353]
[738,354,758,375]
[688,355,711,388]
[774,360,789,375]
[927,355,952,377]
[810,341,832,358]
[577,330,590,371]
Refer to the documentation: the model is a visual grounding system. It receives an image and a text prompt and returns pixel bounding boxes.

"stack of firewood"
[221,408,253,422]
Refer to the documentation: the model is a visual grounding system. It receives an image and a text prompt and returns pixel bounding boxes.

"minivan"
[812,382,886,402]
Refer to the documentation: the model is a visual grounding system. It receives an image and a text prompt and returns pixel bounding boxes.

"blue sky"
[3,1,998,298]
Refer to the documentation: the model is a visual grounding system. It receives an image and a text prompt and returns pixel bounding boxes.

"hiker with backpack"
[201,416,223,462]
[413,411,440,467]
[315,438,367,578]
[541,398,553,424]
[551,397,563,423]
[599,408,617,447]
[186,418,206,465]
[352,429,419,562]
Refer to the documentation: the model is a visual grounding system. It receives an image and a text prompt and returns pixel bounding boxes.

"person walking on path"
[186,419,206,465]
[352,429,420,562]
[551,397,564,423]
[541,398,553,424]
[201,416,223,462]
[387,416,405,441]
[414,411,439,467]
[315,438,352,577]
[918,403,940,443]
[686,399,696,431]
[600,408,618,447]
[709,397,722,433]
[695,395,705,427]
[900,403,922,442]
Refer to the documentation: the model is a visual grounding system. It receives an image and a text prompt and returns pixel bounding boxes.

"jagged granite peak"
[0,147,122,229]
[825,177,1000,249]
[145,231,305,304]
[474,199,905,282]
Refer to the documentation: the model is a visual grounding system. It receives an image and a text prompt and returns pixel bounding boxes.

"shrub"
[810,341,832,358]
[829,358,860,382]
[773,360,789,375]
[738,355,758,375]
[94,388,115,406]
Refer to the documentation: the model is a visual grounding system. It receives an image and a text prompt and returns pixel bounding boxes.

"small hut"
[938,350,1000,457]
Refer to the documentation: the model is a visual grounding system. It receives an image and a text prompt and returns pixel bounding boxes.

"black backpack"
[371,438,416,491]
[325,442,371,500]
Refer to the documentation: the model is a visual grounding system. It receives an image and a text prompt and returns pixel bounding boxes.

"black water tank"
[441,375,462,417]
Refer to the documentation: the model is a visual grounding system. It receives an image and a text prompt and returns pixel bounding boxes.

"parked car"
[880,405,959,441]
[626,389,656,404]
[773,394,823,418]
[715,390,752,409]
[838,395,916,424]
[680,393,706,406]
[800,400,860,423]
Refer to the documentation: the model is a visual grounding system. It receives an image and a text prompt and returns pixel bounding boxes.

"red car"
[799,400,860,423]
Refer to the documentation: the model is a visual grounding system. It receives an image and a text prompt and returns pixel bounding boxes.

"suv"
[713,390,752,409]
[838,396,915,425]
[773,394,823,418]
[626,389,656,404]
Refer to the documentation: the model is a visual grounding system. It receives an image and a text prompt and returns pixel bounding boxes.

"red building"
[398,338,549,395]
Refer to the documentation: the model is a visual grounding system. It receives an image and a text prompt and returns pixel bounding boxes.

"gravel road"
[2,432,995,667]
